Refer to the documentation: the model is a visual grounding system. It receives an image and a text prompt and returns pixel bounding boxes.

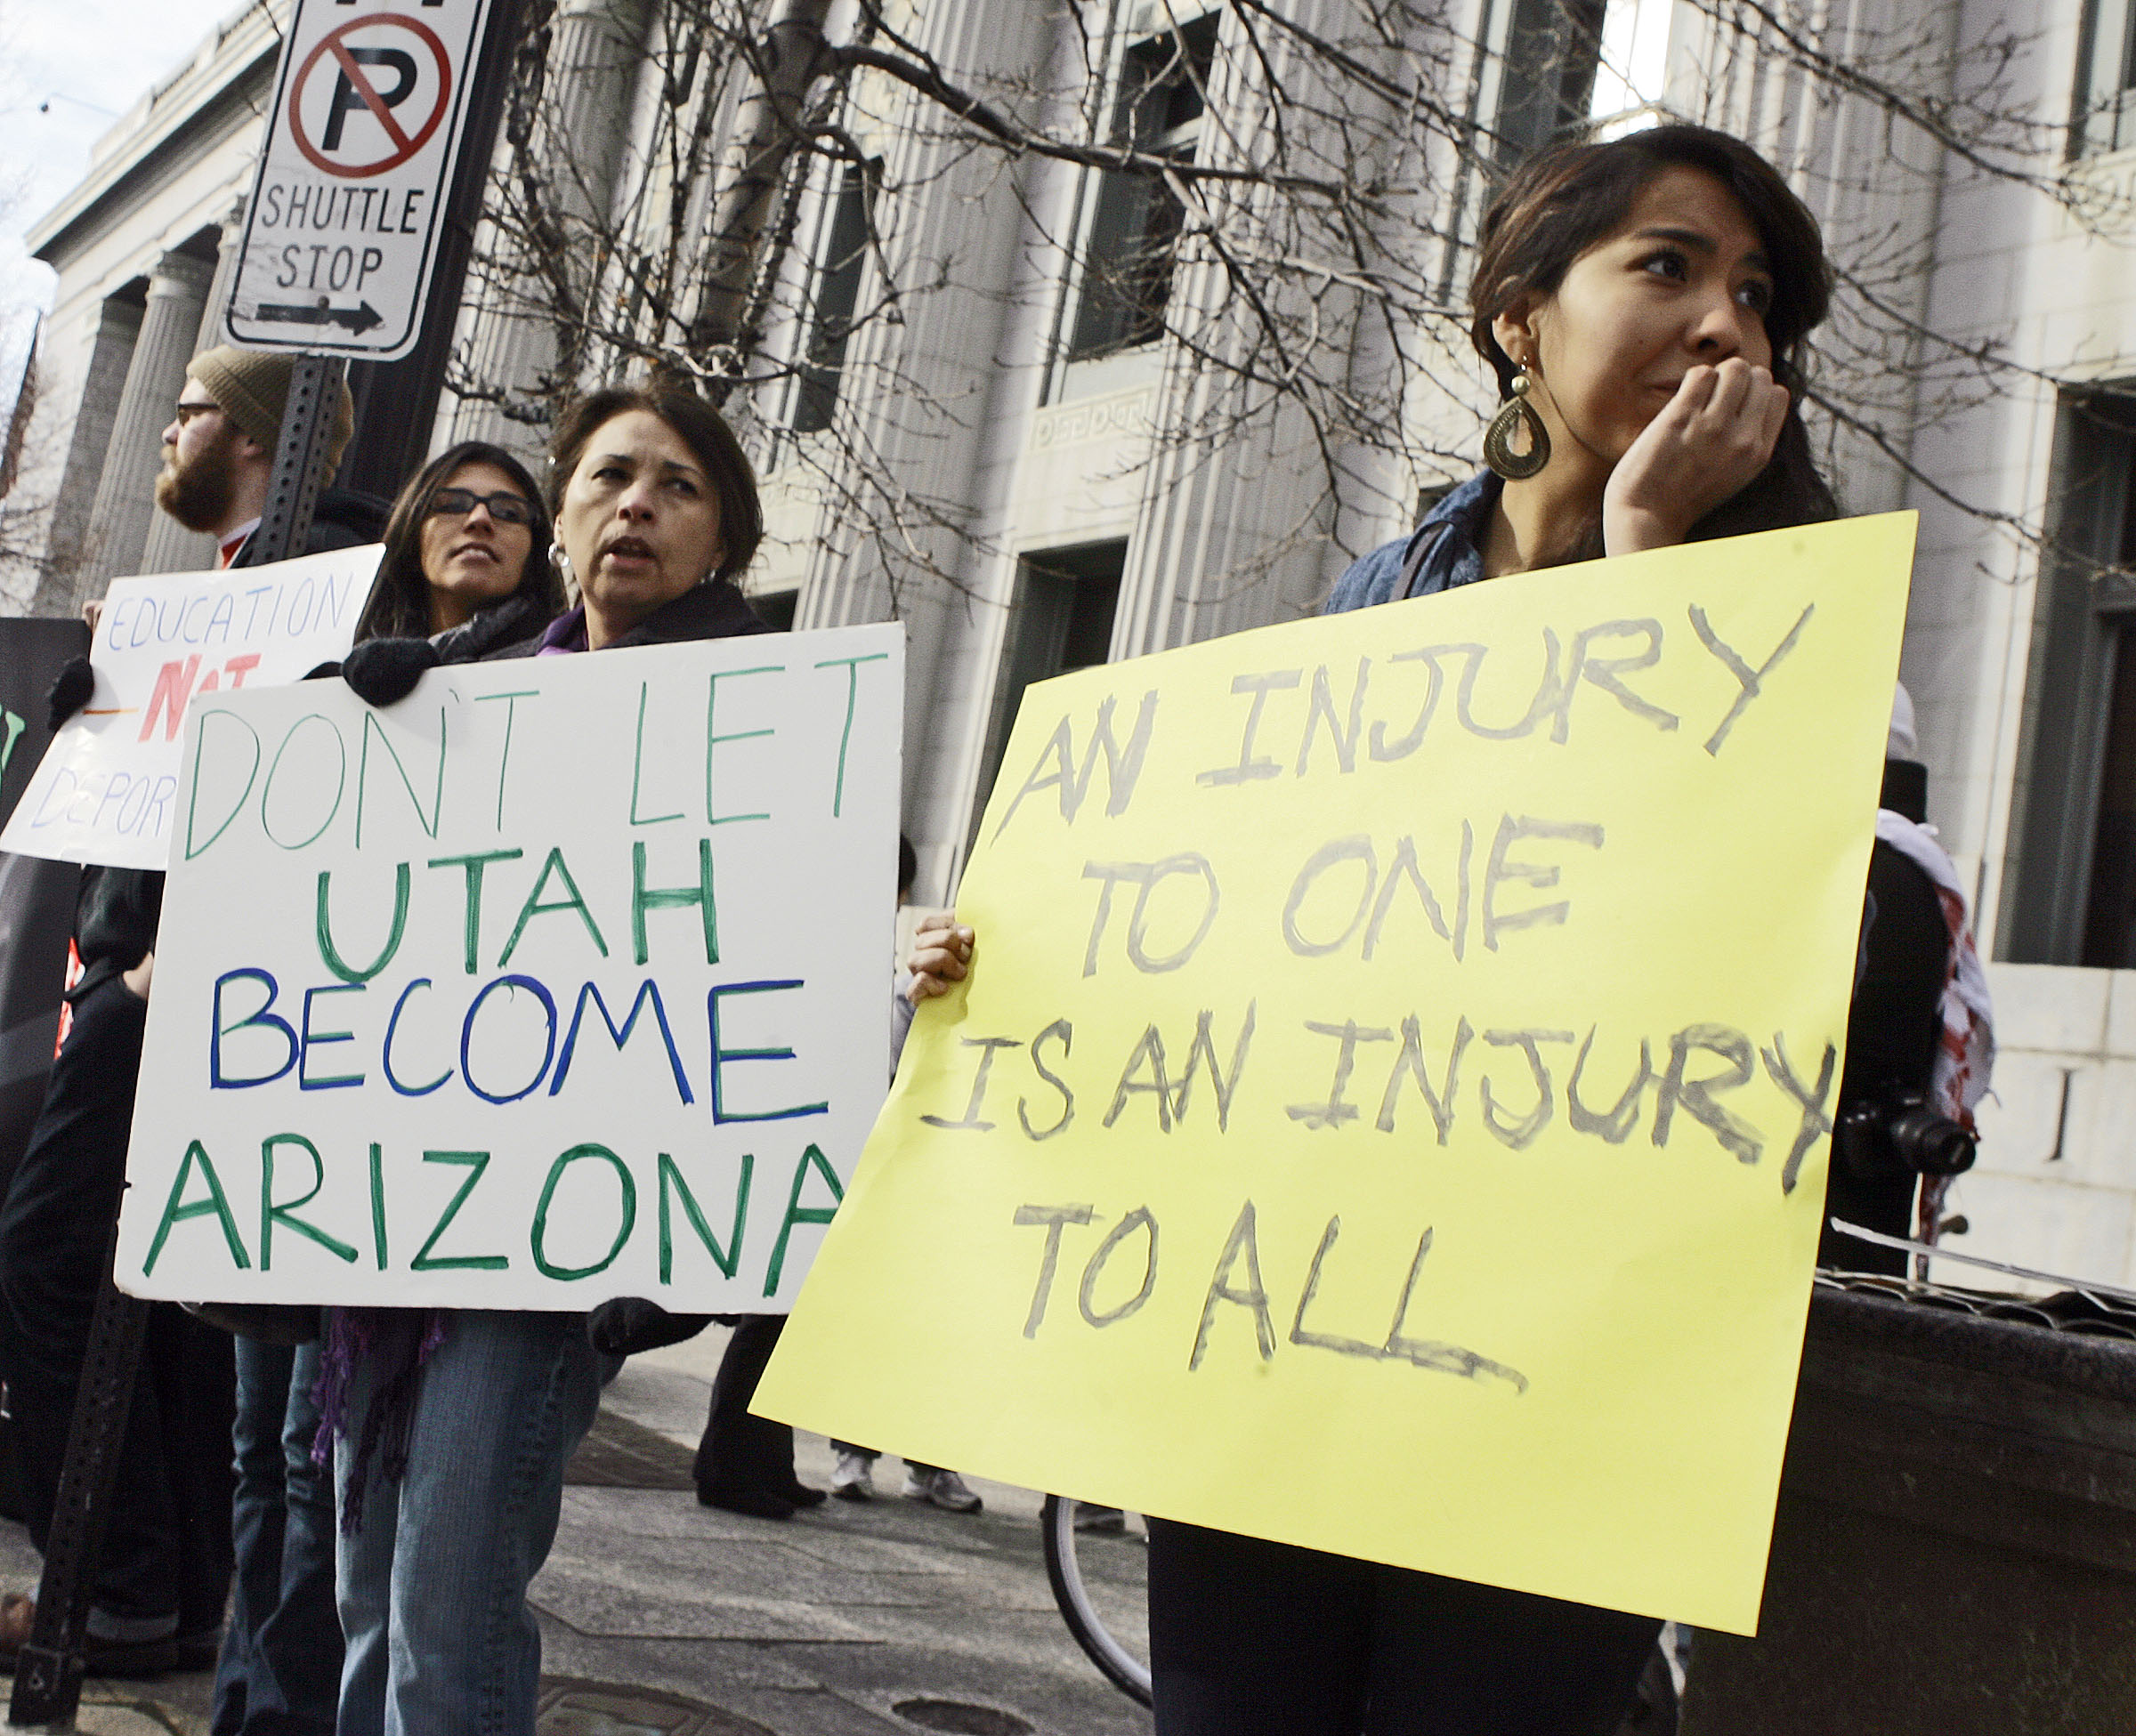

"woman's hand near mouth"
[1601,358,1787,556]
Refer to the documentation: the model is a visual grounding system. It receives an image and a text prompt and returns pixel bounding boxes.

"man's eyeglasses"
[426,488,535,527]
[171,400,222,429]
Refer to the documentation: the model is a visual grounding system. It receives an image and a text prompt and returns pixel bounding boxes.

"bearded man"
[153,345,373,564]
[2,348,379,1701]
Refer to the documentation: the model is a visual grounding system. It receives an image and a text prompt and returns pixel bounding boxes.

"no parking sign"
[224,0,496,361]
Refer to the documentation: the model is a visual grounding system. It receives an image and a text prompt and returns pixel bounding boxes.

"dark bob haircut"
[548,382,764,586]
[357,441,561,642]
[1468,124,1838,544]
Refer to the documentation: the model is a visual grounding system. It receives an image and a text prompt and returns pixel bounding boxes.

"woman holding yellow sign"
[910,124,1843,1734]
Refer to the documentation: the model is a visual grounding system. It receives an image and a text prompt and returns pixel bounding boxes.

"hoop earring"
[1483,370,1550,480]
[549,541,578,594]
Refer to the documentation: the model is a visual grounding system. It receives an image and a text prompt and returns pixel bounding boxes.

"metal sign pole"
[5,360,341,1730]
[249,352,345,568]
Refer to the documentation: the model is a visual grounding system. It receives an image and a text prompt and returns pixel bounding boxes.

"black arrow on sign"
[255,300,384,334]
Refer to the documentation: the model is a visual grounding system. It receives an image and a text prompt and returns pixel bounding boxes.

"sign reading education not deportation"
[757,516,1915,1636]
[0,546,382,870]
[223,0,496,360]
[114,624,902,1312]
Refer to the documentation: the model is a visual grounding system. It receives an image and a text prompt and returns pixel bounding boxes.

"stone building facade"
[7,0,2136,1286]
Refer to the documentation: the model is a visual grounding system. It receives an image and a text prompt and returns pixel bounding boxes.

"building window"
[749,588,798,632]
[2075,0,2136,157]
[971,540,1128,836]
[1434,0,1606,300]
[2084,621,2136,965]
[791,162,874,434]
[2003,391,2136,964]
[1064,12,1219,363]
[1490,0,1606,165]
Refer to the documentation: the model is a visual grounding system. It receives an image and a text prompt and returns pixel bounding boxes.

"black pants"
[1147,1519,1660,1736]
[0,976,235,1632]
[693,1315,796,1498]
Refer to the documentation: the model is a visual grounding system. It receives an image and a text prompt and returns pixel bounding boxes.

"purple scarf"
[314,1308,451,1534]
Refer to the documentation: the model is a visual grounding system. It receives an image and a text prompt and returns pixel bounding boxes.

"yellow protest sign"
[756,513,1914,1635]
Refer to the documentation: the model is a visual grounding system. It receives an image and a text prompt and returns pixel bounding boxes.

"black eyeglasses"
[427,487,535,527]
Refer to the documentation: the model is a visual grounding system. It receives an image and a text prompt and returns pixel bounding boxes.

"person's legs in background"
[828,1441,877,1501]
[142,1304,235,1667]
[0,981,231,1672]
[219,1336,339,1734]
[897,1460,981,1514]
[215,1341,295,1732]
[694,1317,821,1520]
[255,1337,341,1731]
[829,1444,980,1514]
[0,980,143,1589]
[333,1343,397,1736]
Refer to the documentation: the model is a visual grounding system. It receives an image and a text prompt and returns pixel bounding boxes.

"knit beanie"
[186,346,355,472]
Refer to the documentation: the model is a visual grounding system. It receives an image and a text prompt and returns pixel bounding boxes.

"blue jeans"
[334,1312,606,1736]
[214,1338,339,1735]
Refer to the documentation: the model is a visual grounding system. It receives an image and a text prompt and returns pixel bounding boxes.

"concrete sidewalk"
[0,1325,1155,1736]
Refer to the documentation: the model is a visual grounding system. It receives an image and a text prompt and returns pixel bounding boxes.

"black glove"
[44,657,93,731]
[586,1297,715,1357]
[341,637,441,707]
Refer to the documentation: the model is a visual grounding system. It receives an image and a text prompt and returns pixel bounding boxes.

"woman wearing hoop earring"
[1329,123,1833,621]
[906,122,1846,1736]
[1157,121,1838,1736]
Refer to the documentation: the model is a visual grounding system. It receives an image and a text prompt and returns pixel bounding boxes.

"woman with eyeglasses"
[352,440,564,649]
[185,445,562,1736]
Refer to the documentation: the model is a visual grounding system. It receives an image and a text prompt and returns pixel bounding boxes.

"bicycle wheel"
[1041,1494,1153,1707]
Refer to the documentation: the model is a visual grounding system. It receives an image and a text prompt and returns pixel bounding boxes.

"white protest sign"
[115,623,903,1312]
[223,0,495,360]
[0,546,382,870]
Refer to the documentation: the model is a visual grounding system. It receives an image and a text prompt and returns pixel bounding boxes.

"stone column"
[192,201,247,359]
[139,211,247,575]
[77,247,215,593]
[32,292,143,615]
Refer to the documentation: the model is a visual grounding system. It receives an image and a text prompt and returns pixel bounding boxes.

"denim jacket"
[1324,471,1501,616]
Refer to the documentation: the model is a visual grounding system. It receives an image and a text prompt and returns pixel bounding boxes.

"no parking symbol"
[290,15,454,178]
[224,0,497,361]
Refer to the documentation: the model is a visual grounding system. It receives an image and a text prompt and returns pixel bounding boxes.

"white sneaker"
[918,1469,983,1514]
[830,1451,875,1502]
